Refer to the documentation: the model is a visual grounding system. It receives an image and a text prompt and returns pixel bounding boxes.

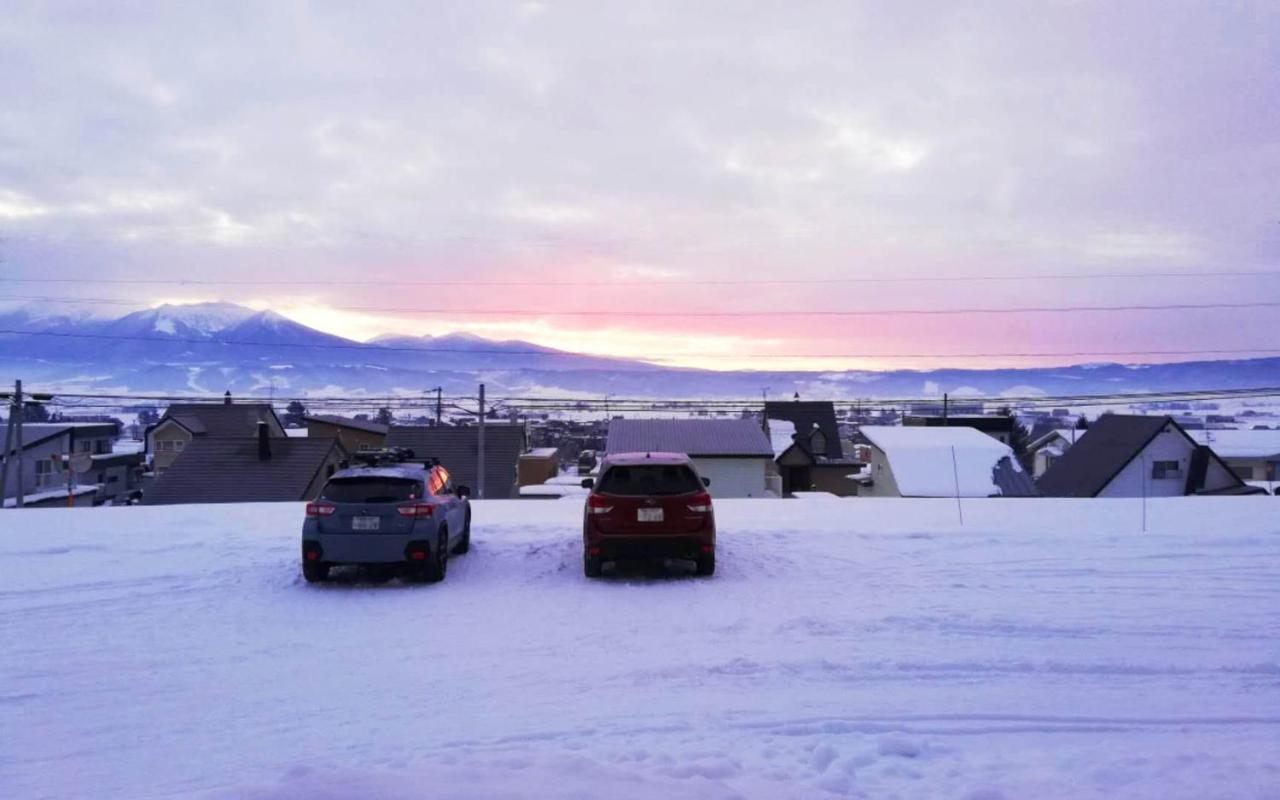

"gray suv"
[301,460,471,583]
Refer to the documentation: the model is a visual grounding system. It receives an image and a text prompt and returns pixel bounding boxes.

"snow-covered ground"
[2,497,1278,799]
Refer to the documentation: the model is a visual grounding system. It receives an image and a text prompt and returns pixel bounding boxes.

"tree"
[1076,415,1089,430]
[137,407,160,426]
[374,407,394,426]
[283,400,308,428]
[998,406,1034,473]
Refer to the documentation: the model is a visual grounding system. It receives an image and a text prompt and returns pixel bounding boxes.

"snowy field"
[2,498,1278,800]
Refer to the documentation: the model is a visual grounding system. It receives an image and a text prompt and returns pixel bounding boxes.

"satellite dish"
[69,452,93,474]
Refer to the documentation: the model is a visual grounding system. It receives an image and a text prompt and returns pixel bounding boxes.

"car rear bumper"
[585,532,713,560]
[304,533,433,565]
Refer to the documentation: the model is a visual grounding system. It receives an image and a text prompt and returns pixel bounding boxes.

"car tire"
[583,554,603,578]
[452,511,471,554]
[303,561,330,583]
[422,529,448,583]
[695,551,715,577]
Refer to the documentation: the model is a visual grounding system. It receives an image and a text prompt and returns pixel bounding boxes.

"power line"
[3,327,1280,360]
[4,294,1280,318]
[2,269,1279,288]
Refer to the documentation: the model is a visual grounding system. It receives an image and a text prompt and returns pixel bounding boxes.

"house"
[386,424,527,499]
[1027,428,1085,478]
[146,395,286,475]
[144,423,346,505]
[1,422,138,506]
[604,418,774,498]
[1037,415,1255,498]
[1187,429,1280,488]
[517,447,561,488]
[764,400,862,496]
[857,426,1038,498]
[305,415,388,453]
[903,414,1016,445]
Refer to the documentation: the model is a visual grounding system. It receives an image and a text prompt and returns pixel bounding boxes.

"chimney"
[257,421,271,460]
[224,390,232,405]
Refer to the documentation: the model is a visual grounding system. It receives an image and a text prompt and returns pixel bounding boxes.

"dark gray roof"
[606,418,773,458]
[305,415,389,435]
[905,415,1016,434]
[4,423,119,457]
[1036,415,1173,497]
[144,437,341,505]
[385,424,526,499]
[764,401,843,458]
[158,403,283,438]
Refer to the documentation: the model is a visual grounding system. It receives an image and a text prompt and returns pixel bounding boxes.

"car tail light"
[687,492,713,513]
[306,502,336,517]
[397,503,435,518]
[586,495,614,515]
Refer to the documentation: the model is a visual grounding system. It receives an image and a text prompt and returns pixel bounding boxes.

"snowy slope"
[1,498,1279,799]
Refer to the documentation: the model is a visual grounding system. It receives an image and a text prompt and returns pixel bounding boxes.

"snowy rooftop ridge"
[860,425,1017,497]
[1188,429,1280,459]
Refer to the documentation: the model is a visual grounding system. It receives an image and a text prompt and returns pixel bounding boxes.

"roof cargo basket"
[350,446,425,467]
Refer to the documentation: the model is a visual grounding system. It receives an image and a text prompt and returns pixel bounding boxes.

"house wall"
[148,420,193,474]
[517,455,560,487]
[810,465,860,497]
[1220,457,1276,482]
[301,447,346,500]
[859,447,904,498]
[3,430,73,500]
[1099,424,1238,497]
[690,457,769,498]
[306,421,385,454]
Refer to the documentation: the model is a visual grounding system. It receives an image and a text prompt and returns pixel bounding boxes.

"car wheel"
[583,554,603,578]
[303,561,330,583]
[452,511,471,554]
[422,529,448,583]
[695,551,715,577]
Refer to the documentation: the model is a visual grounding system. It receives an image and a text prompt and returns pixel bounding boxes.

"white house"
[1187,429,1280,490]
[1038,415,1251,498]
[1027,428,1085,478]
[604,418,775,498]
[857,426,1037,498]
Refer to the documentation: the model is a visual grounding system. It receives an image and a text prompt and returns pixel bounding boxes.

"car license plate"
[352,516,380,531]
[637,507,664,522]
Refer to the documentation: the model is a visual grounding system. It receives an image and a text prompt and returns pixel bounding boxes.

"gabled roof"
[763,401,843,458]
[3,422,118,457]
[606,418,773,458]
[144,437,342,505]
[1028,428,1083,452]
[305,414,390,436]
[386,424,526,498]
[155,403,283,439]
[1033,415,1242,498]
[860,425,1036,497]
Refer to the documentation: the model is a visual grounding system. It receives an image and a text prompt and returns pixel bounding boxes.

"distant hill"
[0,302,1276,400]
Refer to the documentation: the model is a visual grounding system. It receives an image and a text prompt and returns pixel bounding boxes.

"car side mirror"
[456,485,471,498]
[702,477,711,487]
[581,478,595,489]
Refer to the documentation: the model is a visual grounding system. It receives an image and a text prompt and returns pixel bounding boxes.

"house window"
[158,440,173,452]
[1151,460,1181,480]
[174,440,185,451]
[35,459,54,487]
[79,440,92,453]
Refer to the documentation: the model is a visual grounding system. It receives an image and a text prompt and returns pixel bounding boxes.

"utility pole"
[477,383,486,500]
[434,387,442,426]
[942,392,949,425]
[0,382,15,507]
[14,380,24,508]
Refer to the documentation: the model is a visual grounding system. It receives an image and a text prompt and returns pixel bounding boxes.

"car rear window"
[597,465,701,496]
[321,478,422,504]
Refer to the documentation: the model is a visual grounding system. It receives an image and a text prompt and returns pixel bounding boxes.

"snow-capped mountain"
[0,301,1277,399]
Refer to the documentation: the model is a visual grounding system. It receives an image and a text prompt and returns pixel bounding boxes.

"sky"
[1,1,1278,371]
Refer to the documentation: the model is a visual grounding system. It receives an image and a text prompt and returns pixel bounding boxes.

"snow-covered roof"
[767,418,796,458]
[1029,428,1083,451]
[284,428,309,438]
[519,484,588,497]
[524,447,560,458]
[860,425,1022,497]
[1187,429,1280,459]
[4,484,97,508]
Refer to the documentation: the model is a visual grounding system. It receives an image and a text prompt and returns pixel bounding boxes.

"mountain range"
[0,301,1276,400]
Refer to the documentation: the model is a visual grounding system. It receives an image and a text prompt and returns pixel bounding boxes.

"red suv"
[581,452,715,577]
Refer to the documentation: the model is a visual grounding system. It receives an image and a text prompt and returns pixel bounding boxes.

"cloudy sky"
[1,1,1277,370]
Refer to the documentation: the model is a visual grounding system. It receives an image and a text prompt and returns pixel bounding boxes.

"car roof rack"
[345,447,439,469]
